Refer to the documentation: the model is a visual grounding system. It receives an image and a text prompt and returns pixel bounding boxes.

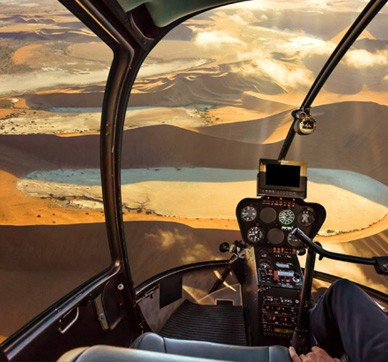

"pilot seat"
[58,332,292,362]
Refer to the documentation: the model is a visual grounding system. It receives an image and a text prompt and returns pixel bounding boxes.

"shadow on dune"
[0,220,386,337]
[1,101,386,184]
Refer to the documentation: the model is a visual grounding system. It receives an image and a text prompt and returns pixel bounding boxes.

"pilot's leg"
[309,279,388,362]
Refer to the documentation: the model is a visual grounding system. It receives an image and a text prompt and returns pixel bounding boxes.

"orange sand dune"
[329,26,375,44]
[0,133,100,176]
[130,67,283,107]
[66,42,112,62]
[0,167,241,229]
[1,101,386,184]
[207,106,277,125]
[11,43,43,65]
[24,89,105,109]
[0,170,105,225]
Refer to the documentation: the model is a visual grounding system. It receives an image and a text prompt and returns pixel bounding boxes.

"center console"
[237,159,326,346]
[256,246,302,342]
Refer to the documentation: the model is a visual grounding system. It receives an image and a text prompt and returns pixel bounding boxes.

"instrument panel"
[236,197,326,249]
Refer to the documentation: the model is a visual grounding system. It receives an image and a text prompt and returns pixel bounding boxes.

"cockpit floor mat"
[159,300,247,345]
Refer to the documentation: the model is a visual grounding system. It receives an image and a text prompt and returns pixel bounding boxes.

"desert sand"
[0,0,387,342]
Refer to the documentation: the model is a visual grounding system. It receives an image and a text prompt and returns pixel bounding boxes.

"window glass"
[122,1,387,295]
[0,0,113,342]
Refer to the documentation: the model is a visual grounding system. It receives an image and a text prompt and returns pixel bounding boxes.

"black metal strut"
[278,0,387,160]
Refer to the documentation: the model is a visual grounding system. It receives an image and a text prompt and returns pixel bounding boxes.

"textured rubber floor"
[160,300,247,345]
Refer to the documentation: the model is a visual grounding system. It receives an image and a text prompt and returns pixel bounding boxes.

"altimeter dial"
[278,209,295,225]
[247,226,264,243]
[241,206,257,222]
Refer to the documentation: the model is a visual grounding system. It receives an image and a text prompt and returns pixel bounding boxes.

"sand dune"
[11,43,43,65]
[16,167,387,236]
[130,65,284,107]
[0,222,111,337]
[0,170,106,226]
[0,29,95,42]
[24,88,105,109]
[125,100,385,185]
[329,26,375,44]
[241,91,293,112]
[0,133,100,176]
[195,110,291,144]
[1,101,386,185]
[287,101,387,183]
[0,220,386,339]
[197,101,386,182]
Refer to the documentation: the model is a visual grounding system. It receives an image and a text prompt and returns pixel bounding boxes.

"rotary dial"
[247,226,264,243]
[278,209,295,225]
[241,205,257,222]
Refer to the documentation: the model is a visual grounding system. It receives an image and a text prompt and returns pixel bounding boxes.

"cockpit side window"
[0,0,113,342]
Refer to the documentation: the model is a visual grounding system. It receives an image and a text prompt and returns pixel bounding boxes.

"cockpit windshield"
[0,0,386,351]
[122,1,388,293]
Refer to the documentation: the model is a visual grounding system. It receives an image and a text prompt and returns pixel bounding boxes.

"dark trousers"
[310,279,388,362]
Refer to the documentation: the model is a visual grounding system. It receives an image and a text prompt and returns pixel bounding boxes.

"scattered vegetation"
[123,194,161,216]
[194,107,219,125]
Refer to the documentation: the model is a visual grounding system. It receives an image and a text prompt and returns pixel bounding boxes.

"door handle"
[58,307,79,334]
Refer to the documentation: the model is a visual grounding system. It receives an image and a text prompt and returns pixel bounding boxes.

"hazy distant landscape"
[0,0,387,340]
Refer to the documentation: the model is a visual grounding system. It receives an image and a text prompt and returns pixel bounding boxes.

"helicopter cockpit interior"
[0,0,387,361]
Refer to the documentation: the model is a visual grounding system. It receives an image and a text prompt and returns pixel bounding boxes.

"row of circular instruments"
[240,205,315,226]
[237,200,317,248]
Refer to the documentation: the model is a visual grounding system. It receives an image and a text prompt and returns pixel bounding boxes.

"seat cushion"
[132,332,292,362]
[58,345,225,362]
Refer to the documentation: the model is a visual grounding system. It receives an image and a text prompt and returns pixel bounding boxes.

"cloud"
[190,2,384,91]
[258,59,314,88]
[228,8,261,26]
[228,0,369,12]
[195,30,245,48]
[344,49,388,69]
[287,36,335,56]
[235,51,314,89]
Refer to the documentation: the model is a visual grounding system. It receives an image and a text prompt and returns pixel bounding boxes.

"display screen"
[257,159,307,198]
[266,164,301,188]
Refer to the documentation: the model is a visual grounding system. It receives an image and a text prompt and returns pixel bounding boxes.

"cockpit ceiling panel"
[117,0,242,27]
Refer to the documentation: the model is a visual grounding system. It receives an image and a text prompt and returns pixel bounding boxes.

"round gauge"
[278,209,295,225]
[247,226,264,243]
[259,207,277,223]
[241,206,257,222]
[267,228,284,245]
[287,233,301,247]
[298,210,315,227]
